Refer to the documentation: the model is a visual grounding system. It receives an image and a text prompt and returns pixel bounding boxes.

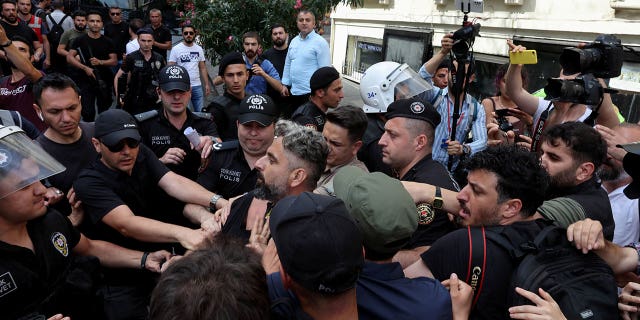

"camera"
[451,23,481,60]
[494,109,514,132]
[559,34,623,79]
[543,74,603,106]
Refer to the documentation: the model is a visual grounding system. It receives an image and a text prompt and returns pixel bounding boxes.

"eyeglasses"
[110,12,121,16]
[183,31,195,35]
[102,138,140,152]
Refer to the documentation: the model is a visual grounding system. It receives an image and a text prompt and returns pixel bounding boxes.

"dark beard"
[273,38,285,47]
[75,25,86,31]
[253,174,282,202]
[598,163,623,181]
[184,38,193,44]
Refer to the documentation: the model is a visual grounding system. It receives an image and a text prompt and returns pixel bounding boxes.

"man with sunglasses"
[168,24,210,112]
[104,6,128,73]
[73,109,224,320]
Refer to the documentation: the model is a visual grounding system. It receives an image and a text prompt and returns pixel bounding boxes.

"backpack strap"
[467,226,488,309]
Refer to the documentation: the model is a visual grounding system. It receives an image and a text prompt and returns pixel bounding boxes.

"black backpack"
[467,223,619,319]
[45,14,68,50]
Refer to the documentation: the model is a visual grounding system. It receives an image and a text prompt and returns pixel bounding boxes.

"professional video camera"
[559,34,623,79]
[451,23,481,61]
[543,74,603,106]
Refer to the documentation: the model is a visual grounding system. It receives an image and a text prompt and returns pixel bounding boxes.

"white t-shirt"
[608,184,640,246]
[168,42,205,87]
[125,39,139,56]
[532,97,592,126]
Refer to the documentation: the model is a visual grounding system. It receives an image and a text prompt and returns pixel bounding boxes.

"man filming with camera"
[417,33,487,180]
[504,36,621,153]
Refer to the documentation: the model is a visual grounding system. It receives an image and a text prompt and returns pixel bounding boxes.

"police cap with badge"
[384,97,441,128]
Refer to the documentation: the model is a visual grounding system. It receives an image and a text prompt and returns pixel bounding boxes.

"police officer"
[197,93,278,199]
[137,65,218,181]
[291,66,343,132]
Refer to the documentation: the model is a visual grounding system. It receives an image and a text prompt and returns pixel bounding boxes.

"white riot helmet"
[0,125,65,199]
[359,61,432,113]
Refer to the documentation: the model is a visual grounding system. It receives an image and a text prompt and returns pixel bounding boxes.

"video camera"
[559,34,623,79]
[543,74,603,106]
[451,23,481,61]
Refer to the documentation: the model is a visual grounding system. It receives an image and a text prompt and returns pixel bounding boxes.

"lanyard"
[447,98,466,137]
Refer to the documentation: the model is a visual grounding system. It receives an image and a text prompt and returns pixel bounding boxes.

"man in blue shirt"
[241,31,282,96]
[281,10,331,112]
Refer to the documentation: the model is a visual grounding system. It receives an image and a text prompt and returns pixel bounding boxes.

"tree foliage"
[171,0,362,64]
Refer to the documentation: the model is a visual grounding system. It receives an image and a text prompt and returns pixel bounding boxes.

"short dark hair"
[437,59,450,70]
[72,9,86,19]
[1,0,16,7]
[33,73,81,106]
[181,24,195,33]
[242,31,260,44]
[275,120,328,189]
[128,18,144,34]
[270,23,286,33]
[86,10,102,20]
[542,121,607,169]
[10,35,34,56]
[325,105,367,143]
[149,236,270,320]
[465,145,549,217]
[404,118,435,148]
[297,9,315,21]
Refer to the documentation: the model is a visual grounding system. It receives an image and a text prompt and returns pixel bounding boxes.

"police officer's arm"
[158,171,229,212]
[73,233,171,272]
[0,24,42,83]
[401,181,462,214]
[504,40,542,116]
[113,68,125,98]
[102,204,210,250]
[567,218,638,274]
[423,34,453,76]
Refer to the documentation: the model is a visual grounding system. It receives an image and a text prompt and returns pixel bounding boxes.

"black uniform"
[207,92,242,141]
[104,21,130,58]
[197,140,258,199]
[547,176,615,241]
[0,209,102,320]
[358,113,392,176]
[121,50,165,115]
[291,100,325,132]
[401,155,459,248]
[137,109,218,180]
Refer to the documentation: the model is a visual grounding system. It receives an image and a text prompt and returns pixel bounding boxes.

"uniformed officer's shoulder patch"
[51,232,69,257]
[134,110,159,122]
[192,111,212,120]
[212,140,239,152]
[417,203,435,225]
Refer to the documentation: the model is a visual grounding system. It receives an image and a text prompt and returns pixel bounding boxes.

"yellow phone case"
[509,50,538,65]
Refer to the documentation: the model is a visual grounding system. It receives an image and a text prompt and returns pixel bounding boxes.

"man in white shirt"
[168,24,210,112]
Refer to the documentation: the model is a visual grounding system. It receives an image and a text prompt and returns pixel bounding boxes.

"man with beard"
[239,31,282,96]
[115,28,165,114]
[540,121,615,240]
[0,0,41,75]
[168,24,209,112]
[596,123,640,245]
[17,0,42,44]
[67,10,116,120]
[262,23,290,117]
[183,94,277,231]
[54,9,85,74]
[209,120,327,241]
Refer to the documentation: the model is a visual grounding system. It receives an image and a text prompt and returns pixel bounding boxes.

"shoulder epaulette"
[212,140,239,152]
[134,110,159,122]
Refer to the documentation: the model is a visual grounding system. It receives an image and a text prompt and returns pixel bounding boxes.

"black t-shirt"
[221,191,271,242]
[547,176,615,241]
[401,155,459,247]
[261,47,288,77]
[74,145,170,254]
[138,109,218,180]
[121,50,166,114]
[36,122,97,215]
[197,140,258,199]
[149,24,172,60]
[422,220,545,320]
[0,209,80,319]
[69,34,116,83]
[104,21,129,57]
[208,92,242,141]
[291,100,325,132]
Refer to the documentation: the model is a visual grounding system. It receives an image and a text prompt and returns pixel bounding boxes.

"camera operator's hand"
[446,140,464,156]
[441,33,454,55]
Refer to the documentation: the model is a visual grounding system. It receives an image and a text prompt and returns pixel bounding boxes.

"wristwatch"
[209,194,222,212]
[433,186,444,209]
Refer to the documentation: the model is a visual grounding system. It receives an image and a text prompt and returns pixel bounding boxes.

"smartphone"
[509,50,538,65]
[495,109,510,117]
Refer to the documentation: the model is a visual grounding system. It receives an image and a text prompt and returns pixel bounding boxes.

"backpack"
[467,224,619,319]
[45,14,68,50]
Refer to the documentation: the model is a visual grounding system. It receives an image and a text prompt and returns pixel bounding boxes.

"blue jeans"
[191,85,204,112]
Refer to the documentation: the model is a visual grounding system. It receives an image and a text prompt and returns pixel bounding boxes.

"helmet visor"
[390,66,432,101]
[0,126,65,199]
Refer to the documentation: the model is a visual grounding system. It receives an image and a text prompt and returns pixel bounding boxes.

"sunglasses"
[110,12,121,16]
[102,138,140,152]
[183,31,195,35]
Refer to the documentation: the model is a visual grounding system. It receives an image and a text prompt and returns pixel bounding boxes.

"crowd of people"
[1,2,640,320]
